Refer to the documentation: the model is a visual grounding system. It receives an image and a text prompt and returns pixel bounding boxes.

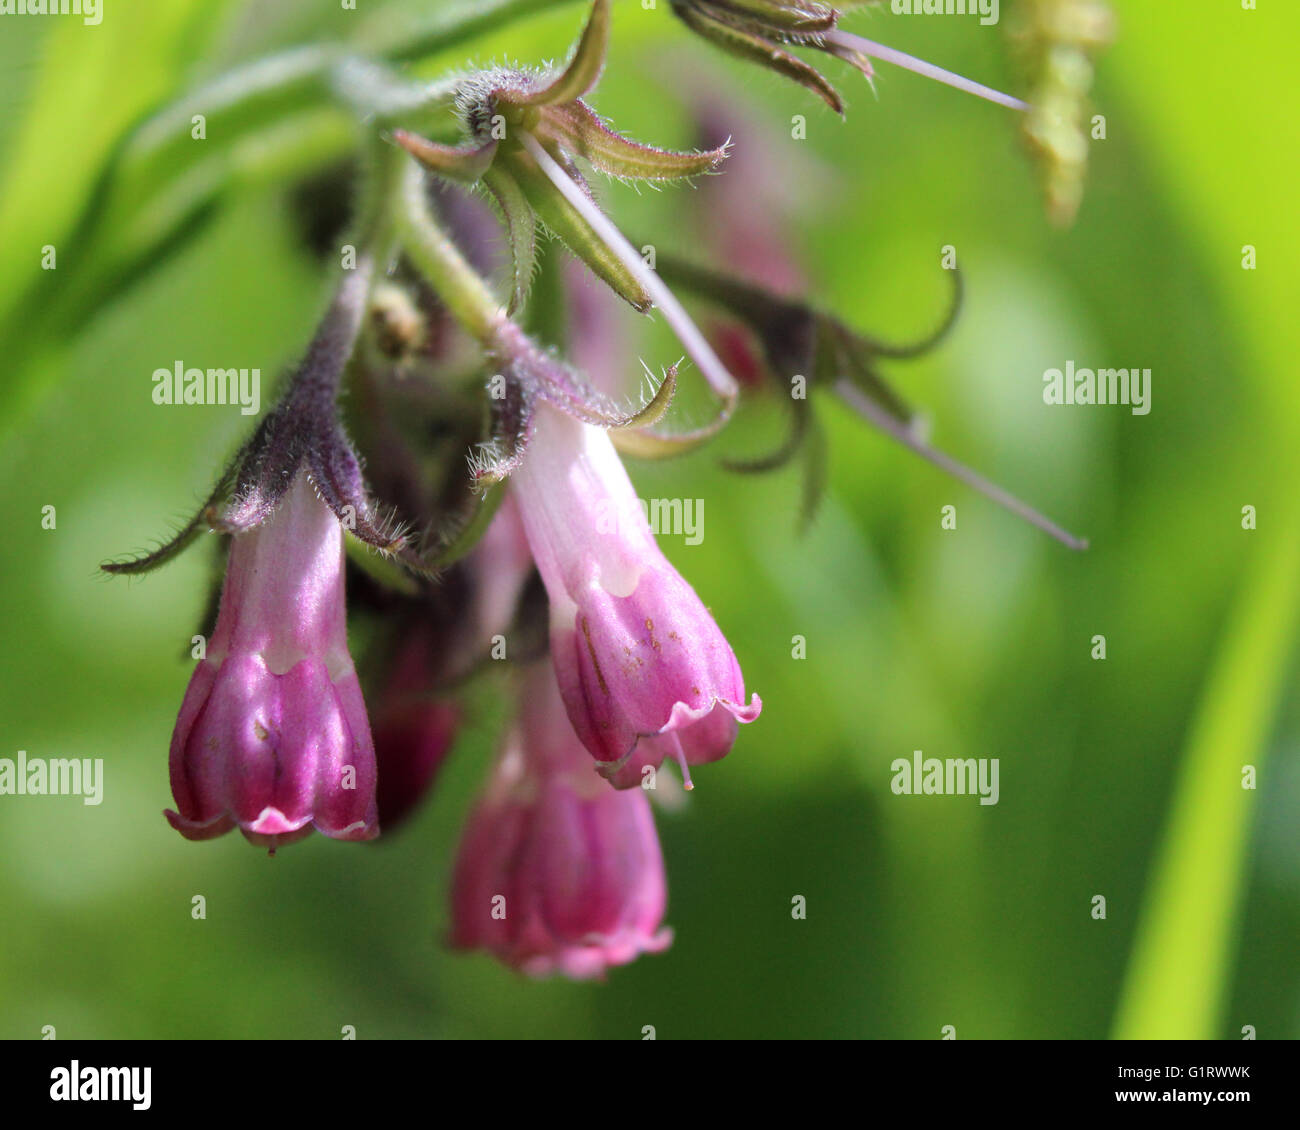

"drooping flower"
[450,663,672,979]
[369,625,461,834]
[165,470,379,850]
[105,261,412,849]
[510,400,760,789]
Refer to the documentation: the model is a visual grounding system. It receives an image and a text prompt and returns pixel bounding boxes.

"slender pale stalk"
[825,30,1030,112]
[835,378,1087,550]
[395,162,505,343]
[519,132,739,409]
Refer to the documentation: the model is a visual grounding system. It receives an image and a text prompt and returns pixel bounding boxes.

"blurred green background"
[1,0,1297,1040]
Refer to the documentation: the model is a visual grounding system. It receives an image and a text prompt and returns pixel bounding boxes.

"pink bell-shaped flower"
[510,402,760,788]
[450,663,672,979]
[165,469,378,850]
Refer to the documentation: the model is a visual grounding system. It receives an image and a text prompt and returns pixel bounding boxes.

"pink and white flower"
[165,470,378,849]
[510,401,760,789]
[450,663,672,979]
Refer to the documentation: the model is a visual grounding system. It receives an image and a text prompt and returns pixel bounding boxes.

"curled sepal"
[544,102,732,182]
[100,462,237,576]
[825,270,963,429]
[796,401,829,532]
[535,354,676,429]
[616,362,677,431]
[704,0,838,34]
[217,408,311,534]
[654,252,817,377]
[307,423,425,571]
[843,266,963,362]
[716,359,829,530]
[392,131,498,184]
[719,389,813,475]
[504,0,611,107]
[103,258,427,577]
[491,321,677,430]
[218,260,383,535]
[481,165,538,314]
[609,379,737,460]
[832,336,915,431]
[345,535,420,597]
[552,359,676,430]
[670,0,845,114]
[820,38,876,86]
[471,371,538,486]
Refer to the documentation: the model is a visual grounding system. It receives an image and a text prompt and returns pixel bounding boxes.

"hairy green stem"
[395,162,504,344]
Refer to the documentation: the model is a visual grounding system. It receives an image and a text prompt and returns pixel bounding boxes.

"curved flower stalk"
[389,62,764,792]
[6,0,1042,443]
[670,0,869,113]
[451,662,672,979]
[392,153,720,488]
[516,134,740,410]
[391,0,742,435]
[510,400,761,789]
[392,160,765,791]
[470,315,680,486]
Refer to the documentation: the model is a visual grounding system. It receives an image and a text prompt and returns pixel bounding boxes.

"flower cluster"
[105,0,1087,978]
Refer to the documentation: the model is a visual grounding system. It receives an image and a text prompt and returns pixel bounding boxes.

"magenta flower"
[510,402,760,789]
[451,664,672,979]
[367,620,464,834]
[165,470,378,850]
[371,687,460,835]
